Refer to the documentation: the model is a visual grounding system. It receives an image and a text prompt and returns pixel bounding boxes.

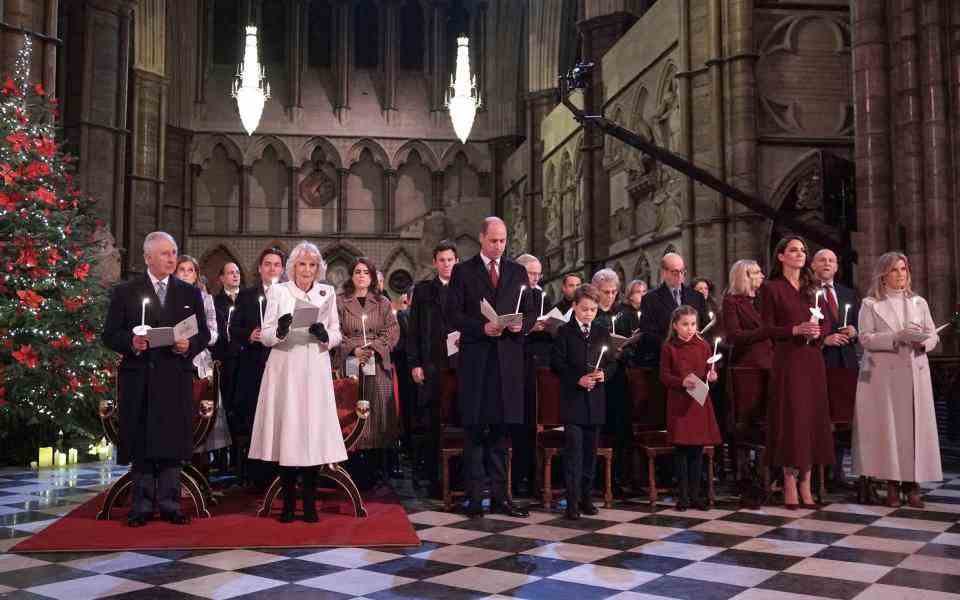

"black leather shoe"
[490,500,529,518]
[127,512,150,527]
[564,506,580,520]
[579,500,599,516]
[279,510,296,523]
[161,511,191,525]
[302,510,319,523]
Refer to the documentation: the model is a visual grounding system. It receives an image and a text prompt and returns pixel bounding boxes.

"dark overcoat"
[821,282,861,370]
[446,254,538,426]
[550,320,618,425]
[102,275,211,464]
[228,285,272,434]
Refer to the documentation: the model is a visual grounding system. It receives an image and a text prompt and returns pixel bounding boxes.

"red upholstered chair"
[535,367,613,509]
[626,368,715,507]
[820,367,858,498]
[439,369,513,511]
[725,367,770,491]
[257,377,370,518]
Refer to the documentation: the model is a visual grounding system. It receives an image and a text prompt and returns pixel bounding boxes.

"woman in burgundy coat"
[759,236,834,508]
[722,259,773,369]
[660,306,722,510]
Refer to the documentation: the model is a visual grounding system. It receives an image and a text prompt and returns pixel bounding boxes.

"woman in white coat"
[248,241,348,522]
[853,251,941,508]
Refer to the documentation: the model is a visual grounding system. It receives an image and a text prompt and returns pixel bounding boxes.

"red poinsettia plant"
[0,55,117,452]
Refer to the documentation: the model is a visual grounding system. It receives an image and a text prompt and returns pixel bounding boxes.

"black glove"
[309,322,329,343]
[276,313,293,339]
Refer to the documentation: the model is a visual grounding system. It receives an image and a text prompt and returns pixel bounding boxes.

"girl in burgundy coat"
[660,306,722,510]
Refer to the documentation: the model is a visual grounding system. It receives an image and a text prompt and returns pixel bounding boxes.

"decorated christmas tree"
[0,36,116,462]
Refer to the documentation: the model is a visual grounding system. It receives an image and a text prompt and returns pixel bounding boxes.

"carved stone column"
[383,169,397,232]
[62,0,135,265]
[919,0,952,322]
[1,0,58,95]
[379,0,400,120]
[336,167,348,232]
[851,0,893,293]
[189,163,201,238]
[577,12,636,277]
[475,1,487,108]
[288,165,299,233]
[428,1,448,113]
[333,0,352,122]
[286,0,305,120]
[524,91,555,259]
[195,0,212,104]
[240,165,252,233]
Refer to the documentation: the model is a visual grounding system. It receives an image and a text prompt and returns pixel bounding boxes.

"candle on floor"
[38,447,53,468]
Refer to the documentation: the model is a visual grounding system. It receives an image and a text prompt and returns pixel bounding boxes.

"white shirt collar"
[821,279,835,288]
[439,276,450,286]
[480,253,499,269]
[148,271,169,288]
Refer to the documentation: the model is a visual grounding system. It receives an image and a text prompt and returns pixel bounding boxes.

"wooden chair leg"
[604,452,613,508]
[707,448,715,508]
[507,447,513,502]
[543,454,553,509]
[442,452,452,511]
[647,451,658,506]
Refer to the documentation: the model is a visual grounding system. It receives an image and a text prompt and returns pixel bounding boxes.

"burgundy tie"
[825,285,840,323]
[489,260,499,288]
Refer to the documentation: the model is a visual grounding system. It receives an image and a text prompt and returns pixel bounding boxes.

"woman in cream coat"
[249,241,348,522]
[853,251,941,508]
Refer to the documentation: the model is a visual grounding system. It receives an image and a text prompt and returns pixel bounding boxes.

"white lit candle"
[515,285,526,314]
[637,310,641,322]
[141,298,149,328]
[594,345,608,371]
[539,292,545,317]
[814,290,821,311]
[713,336,721,357]
[227,306,235,341]
[68,448,78,464]
[611,315,617,335]
[258,296,264,326]
[843,303,851,328]
[361,314,368,347]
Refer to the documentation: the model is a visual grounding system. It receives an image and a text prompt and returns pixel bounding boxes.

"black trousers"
[565,424,599,507]
[464,424,509,505]
[131,459,182,516]
[419,363,445,484]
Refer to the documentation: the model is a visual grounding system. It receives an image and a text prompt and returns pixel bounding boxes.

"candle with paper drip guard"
[701,311,716,335]
[133,298,151,336]
[594,345,608,371]
[258,296,264,327]
[515,285,526,314]
[707,337,723,366]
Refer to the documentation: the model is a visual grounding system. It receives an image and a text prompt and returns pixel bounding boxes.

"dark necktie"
[582,324,590,339]
[674,288,681,307]
[156,280,167,307]
[825,284,839,322]
[489,260,499,288]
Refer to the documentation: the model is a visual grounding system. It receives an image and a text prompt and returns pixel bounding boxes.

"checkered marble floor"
[0,463,958,600]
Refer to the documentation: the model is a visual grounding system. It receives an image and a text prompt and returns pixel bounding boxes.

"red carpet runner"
[13,487,420,553]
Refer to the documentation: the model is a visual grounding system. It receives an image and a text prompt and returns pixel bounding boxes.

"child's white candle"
[594,345,608,371]
[141,298,149,328]
[843,303,851,328]
[362,314,368,347]
[515,285,525,314]
[258,296,264,326]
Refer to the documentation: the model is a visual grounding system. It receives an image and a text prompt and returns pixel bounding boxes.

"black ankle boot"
[279,469,297,523]
[301,468,319,522]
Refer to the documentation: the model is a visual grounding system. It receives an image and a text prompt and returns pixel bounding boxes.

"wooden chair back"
[536,367,563,428]
[625,368,666,432]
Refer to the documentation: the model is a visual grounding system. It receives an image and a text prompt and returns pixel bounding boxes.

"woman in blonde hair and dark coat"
[852,252,941,508]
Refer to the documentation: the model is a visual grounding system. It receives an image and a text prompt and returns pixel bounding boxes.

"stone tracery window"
[195,144,240,234]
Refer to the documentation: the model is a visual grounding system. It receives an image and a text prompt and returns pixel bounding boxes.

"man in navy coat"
[446,217,537,517]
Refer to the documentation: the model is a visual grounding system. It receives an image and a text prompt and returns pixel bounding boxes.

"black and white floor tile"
[0,463,958,599]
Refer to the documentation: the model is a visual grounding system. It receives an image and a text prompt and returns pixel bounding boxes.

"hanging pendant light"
[232,26,270,136]
[446,36,481,144]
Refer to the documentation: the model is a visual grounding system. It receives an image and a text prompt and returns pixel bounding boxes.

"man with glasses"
[636,252,707,367]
